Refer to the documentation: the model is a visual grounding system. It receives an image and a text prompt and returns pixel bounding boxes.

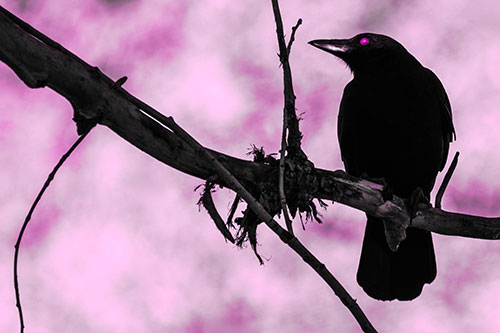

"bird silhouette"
[309,33,455,301]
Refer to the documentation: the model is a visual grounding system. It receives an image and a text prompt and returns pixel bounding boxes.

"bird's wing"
[423,68,456,170]
[337,80,359,176]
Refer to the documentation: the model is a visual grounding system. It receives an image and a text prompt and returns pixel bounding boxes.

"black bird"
[309,33,455,301]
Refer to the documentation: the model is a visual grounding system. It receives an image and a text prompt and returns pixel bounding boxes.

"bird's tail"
[356,215,436,301]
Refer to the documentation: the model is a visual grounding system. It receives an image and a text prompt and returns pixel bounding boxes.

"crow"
[309,33,455,301]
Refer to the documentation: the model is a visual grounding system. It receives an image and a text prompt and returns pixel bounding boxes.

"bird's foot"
[360,173,393,201]
[407,187,431,218]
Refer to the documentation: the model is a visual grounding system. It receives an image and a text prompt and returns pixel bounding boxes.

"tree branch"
[315,169,500,240]
[0,5,498,247]
[1,4,498,245]
[0,6,267,188]
[287,18,303,55]
[277,19,304,235]
[435,151,459,209]
[14,131,91,333]
[271,1,303,158]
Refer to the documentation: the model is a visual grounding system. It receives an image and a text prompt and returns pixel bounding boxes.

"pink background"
[1,0,500,332]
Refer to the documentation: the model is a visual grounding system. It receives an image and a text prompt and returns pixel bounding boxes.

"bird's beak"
[308,39,351,57]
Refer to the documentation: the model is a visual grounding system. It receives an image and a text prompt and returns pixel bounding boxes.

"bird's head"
[309,33,419,76]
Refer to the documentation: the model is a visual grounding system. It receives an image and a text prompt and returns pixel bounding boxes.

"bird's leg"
[359,173,394,201]
[380,179,394,202]
[407,187,431,218]
[359,173,406,251]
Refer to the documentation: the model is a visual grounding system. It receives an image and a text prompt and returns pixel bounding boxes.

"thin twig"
[279,135,294,234]
[287,18,303,55]
[271,1,303,157]
[201,182,235,243]
[14,131,90,333]
[165,116,377,333]
[435,151,459,209]
[278,18,303,235]
[227,194,241,229]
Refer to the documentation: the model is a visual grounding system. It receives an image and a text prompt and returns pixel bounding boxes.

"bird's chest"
[355,79,424,128]
[338,76,440,180]
[340,77,430,146]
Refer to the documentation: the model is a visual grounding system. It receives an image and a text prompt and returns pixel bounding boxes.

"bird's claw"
[360,173,393,201]
[407,187,431,218]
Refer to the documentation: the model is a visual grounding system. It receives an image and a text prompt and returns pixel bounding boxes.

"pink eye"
[360,37,370,46]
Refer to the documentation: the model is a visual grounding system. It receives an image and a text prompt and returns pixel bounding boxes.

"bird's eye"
[360,37,370,46]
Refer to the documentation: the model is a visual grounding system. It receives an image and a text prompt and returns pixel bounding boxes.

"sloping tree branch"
[2,7,498,240]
